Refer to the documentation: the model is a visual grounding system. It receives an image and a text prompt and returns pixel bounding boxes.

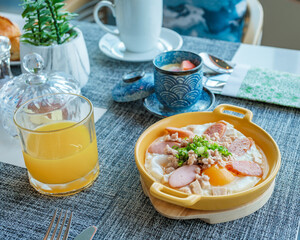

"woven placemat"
[2,21,299,239]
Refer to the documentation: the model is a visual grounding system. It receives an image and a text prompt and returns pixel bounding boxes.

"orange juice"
[23,121,99,194]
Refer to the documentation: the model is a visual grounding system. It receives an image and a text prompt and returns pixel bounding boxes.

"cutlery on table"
[199,52,234,74]
[74,226,98,240]
[200,52,235,93]
[44,209,73,240]
[204,73,230,89]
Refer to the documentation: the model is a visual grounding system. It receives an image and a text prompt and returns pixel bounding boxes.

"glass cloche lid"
[0,53,81,137]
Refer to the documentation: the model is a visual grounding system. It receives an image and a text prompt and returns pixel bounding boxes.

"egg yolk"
[203,164,235,186]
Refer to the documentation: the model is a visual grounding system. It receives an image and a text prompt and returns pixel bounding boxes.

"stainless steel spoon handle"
[200,52,234,74]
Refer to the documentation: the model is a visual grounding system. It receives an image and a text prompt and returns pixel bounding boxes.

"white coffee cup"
[93,0,162,53]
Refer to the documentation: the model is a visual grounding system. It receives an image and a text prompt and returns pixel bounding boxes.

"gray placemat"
[2,21,299,239]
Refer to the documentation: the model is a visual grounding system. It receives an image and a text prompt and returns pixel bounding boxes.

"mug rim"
[153,50,202,75]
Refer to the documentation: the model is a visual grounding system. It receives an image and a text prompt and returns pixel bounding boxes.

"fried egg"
[145,121,267,196]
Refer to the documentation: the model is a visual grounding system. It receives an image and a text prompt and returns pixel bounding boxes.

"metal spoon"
[199,52,234,74]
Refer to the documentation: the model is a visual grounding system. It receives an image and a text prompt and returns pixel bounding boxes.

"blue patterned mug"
[153,51,203,110]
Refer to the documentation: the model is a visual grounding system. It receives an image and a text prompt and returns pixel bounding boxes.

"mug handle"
[93,1,119,36]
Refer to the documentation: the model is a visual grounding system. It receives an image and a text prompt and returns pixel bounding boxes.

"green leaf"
[59,23,69,32]
[21,32,36,39]
[23,19,37,28]
[21,0,75,45]
[36,0,46,5]
[59,12,77,21]
[68,29,78,37]
[61,31,77,43]
[40,9,50,15]
[20,39,39,46]
[53,2,65,10]
[57,12,67,17]
[39,15,52,24]
[22,5,36,18]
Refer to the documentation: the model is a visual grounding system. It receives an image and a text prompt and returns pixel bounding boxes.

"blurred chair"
[65,0,263,45]
[64,0,91,13]
[243,0,264,45]
[65,0,108,23]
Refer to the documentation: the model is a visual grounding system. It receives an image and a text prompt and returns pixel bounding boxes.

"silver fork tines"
[44,209,73,240]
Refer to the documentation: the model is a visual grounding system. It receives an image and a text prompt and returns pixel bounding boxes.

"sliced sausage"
[228,137,253,156]
[226,161,263,177]
[168,165,198,188]
[148,141,180,154]
[165,127,194,139]
[204,122,227,138]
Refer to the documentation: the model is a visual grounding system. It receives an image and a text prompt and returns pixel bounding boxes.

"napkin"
[221,64,300,108]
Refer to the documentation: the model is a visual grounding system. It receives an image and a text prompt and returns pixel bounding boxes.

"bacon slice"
[165,127,194,139]
[169,165,198,188]
[204,122,227,138]
[148,141,180,154]
[228,137,253,156]
[226,161,263,177]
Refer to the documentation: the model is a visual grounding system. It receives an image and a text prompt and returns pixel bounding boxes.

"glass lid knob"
[22,53,47,85]
[23,53,45,74]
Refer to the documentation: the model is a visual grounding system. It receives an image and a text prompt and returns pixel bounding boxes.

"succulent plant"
[21,0,77,46]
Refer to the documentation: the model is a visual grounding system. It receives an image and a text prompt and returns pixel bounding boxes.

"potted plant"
[20,0,90,87]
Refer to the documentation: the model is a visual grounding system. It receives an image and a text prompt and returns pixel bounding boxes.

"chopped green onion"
[196,146,205,155]
[174,135,231,166]
[178,160,184,167]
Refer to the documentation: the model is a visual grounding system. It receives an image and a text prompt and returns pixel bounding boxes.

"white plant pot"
[20,28,90,88]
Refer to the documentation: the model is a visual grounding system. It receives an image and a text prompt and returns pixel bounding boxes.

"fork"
[43,209,73,240]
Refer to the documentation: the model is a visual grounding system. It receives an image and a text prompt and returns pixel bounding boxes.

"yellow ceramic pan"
[135,104,281,210]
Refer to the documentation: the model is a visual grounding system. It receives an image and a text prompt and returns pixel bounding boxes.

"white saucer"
[99,28,183,62]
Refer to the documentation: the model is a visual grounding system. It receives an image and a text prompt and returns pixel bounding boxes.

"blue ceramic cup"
[153,51,203,111]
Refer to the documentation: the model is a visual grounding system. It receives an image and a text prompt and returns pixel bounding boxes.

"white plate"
[99,27,183,62]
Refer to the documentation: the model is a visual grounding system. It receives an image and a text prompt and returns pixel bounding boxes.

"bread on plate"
[0,16,21,61]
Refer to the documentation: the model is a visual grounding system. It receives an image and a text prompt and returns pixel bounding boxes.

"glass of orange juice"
[13,93,99,196]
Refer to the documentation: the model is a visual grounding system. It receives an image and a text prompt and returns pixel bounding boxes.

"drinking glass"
[14,93,99,196]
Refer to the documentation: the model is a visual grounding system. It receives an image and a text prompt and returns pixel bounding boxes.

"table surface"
[1,21,299,240]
